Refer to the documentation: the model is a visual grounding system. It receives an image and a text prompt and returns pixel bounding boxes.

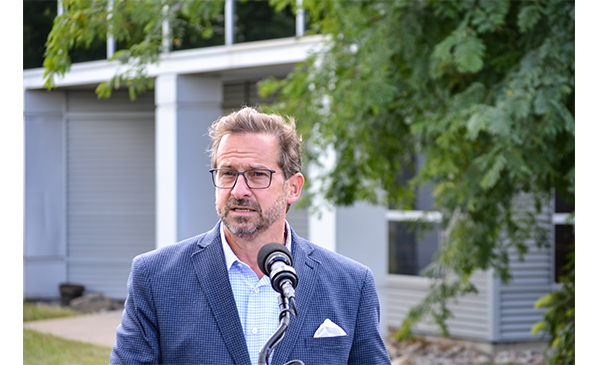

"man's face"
[214,133,294,241]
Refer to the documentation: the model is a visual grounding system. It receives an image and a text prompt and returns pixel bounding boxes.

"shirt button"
[252,328,258,335]
[254,287,260,293]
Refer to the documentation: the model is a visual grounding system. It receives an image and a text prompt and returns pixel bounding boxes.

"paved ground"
[23,310,122,348]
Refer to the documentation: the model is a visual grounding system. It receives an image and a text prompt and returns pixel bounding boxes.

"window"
[24,1,298,71]
[387,155,441,276]
[234,0,296,43]
[388,214,441,276]
[23,0,106,68]
[23,0,57,69]
[172,7,225,50]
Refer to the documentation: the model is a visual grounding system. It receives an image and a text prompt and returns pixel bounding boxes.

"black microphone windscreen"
[257,242,293,276]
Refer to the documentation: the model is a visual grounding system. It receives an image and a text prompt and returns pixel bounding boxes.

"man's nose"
[231,174,252,198]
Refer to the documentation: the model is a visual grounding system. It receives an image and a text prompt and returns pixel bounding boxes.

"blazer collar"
[190,224,252,365]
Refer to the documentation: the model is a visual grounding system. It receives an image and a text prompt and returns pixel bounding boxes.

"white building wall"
[155,74,222,248]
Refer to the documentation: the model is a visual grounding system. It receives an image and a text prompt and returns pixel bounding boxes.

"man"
[110,107,391,365]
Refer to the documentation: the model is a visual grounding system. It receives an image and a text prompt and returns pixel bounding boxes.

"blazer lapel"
[271,236,319,365]
[190,230,251,365]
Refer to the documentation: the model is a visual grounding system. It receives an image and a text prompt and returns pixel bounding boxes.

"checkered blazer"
[110,223,390,365]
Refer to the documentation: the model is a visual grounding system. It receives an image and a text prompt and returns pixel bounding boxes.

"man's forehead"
[216,132,280,165]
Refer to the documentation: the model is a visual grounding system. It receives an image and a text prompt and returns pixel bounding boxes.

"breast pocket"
[300,336,352,365]
[304,335,349,349]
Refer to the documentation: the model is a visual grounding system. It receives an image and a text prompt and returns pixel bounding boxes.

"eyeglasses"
[209,168,277,189]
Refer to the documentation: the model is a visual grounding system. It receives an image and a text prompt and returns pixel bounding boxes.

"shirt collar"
[220,221,293,271]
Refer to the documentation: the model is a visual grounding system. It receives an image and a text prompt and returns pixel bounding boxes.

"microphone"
[257,243,304,365]
[257,242,299,315]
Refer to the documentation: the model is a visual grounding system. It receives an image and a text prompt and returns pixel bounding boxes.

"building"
[23,0,570,347]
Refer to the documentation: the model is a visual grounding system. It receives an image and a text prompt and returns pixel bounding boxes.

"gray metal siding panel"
[387,270,492,341]
[497,196,553,341]
[222,81,279,114]
[66,91,155,299]
[24,113,67,258]
[24,91,68,299]
[286,205,309,240]
[67,261,135,300]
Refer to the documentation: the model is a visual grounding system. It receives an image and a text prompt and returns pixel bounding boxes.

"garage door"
[66,91,155,299]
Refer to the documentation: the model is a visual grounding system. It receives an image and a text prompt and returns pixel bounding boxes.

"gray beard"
[218,189,287,241]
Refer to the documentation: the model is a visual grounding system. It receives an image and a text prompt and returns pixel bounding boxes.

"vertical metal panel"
[497,194,554,341]
[222,80,279,113]
[66,90,155,299]
[24,90,68,299]
[498,248,552,336]
[24,113,66,257]
[286,205,309,239]
[387,270,492,341]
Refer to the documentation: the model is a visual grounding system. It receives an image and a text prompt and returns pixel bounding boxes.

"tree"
[532,246,574,364]
[42,0,296,99]
[258,0,574,359]
[43,0,224,100]
[42,0,575,362]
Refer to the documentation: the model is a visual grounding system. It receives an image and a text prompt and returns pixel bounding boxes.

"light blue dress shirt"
[220,222,293,365]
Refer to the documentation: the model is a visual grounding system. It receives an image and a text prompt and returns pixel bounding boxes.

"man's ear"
[286,172,305,205]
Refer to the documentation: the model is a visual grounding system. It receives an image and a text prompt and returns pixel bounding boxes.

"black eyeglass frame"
[209,168,278,189]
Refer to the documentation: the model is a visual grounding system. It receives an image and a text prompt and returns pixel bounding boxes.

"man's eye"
[221,170,236,177]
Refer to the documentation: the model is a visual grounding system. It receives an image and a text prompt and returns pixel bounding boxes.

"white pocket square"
[313,318,347,338]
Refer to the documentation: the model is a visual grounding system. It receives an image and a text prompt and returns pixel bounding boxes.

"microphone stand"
[258,295,303,365]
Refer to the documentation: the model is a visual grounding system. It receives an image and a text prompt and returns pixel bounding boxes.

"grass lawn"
[23,302,80,322]
[24,329,112,365]
[23,302,112,365]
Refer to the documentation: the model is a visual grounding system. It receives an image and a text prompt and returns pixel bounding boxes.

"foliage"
[260,0,574,341]
[532,247,575,365]
[23,302,80,322]
[41,0,575,356]
[43,0,224,100]
[24,329,111,365]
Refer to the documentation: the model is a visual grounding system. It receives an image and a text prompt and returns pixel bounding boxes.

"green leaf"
[466,105,493,140]
[454,34,485,73]
[517,4,542,32]
[531,321,545,336]
[480,154,507,190]
[112,49,132,64]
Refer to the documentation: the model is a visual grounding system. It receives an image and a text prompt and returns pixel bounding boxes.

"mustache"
[225,198,261,213]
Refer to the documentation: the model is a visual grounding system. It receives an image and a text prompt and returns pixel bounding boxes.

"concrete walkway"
[24,310,123,348]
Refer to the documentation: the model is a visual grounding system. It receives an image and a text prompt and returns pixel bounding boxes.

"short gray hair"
[208,107,302,180]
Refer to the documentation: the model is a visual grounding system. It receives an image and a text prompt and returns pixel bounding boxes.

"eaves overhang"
[23,35,324,90]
